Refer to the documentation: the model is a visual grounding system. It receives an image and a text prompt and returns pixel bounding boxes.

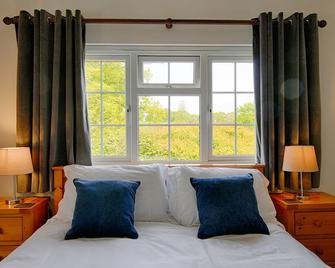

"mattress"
[0,218,328,268]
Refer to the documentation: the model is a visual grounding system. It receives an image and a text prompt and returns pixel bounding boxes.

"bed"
[0,164,328,268]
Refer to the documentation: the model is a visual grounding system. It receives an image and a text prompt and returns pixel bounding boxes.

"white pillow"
[55,164,169,222]
[167,166,277,226]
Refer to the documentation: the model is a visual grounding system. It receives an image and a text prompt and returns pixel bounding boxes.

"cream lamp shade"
[0,147,33,175]
[282,145,319,172]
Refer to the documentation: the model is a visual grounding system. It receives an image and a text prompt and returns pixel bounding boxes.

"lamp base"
[5,199,21,205]
[296,194,309,200]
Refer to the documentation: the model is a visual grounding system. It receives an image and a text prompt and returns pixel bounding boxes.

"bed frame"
[51,164,265,215]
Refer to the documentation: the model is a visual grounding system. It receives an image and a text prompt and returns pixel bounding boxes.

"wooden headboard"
[51,164,265,215]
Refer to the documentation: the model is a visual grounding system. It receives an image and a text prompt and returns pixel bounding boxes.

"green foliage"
[85,60,256,159]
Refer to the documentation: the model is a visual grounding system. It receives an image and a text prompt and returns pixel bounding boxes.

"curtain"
[253,12,321,191]
[16,10,92,193]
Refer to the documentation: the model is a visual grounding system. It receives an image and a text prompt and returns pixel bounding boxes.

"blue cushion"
[190,174,269,239]
[65,179,140,240]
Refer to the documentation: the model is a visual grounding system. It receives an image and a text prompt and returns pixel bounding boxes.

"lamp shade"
[282,145,319,172]
[0,147,33,175]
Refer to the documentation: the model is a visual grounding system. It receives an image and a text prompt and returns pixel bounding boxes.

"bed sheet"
[0,219,328,268]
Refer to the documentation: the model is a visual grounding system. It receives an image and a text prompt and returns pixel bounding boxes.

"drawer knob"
[313,220,323,227]
[315,247,324,256]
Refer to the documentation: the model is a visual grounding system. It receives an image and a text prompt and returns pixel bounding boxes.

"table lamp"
[0,147,33,205]
[282,145,319,200]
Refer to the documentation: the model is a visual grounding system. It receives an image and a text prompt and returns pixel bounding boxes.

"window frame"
[137,56,201,88]
[85,55,132,162]
[208,56,255,162]
[85,45,255,164]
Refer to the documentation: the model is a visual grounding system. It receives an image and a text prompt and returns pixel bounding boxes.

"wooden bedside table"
[0,197,49,261]
[271,192,335,267]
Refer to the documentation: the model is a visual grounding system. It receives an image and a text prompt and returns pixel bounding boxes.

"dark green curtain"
[253,12,321,191]
[16,10,92,193]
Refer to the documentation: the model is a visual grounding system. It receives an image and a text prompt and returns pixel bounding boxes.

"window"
[85,58,130,160]
[138,56,200,87]
[138,96,200,161]
[85,45,255,163]
[209,59,255,159]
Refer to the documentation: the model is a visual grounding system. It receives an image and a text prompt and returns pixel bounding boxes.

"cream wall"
[0,0,334,196]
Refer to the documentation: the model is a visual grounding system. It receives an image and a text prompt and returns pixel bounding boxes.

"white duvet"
[0,219,327,268]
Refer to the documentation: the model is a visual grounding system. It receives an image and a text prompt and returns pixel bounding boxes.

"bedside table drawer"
[0,218,23,242]
[299,239,335,262]
[0,245,17,261]
[295,212,335,235]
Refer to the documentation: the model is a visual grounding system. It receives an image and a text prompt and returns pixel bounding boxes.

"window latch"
[126,105,131,113]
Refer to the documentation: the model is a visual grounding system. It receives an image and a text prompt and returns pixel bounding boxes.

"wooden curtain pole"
[3,16,327,29]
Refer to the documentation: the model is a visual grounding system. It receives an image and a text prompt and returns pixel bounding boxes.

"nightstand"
[271,192,335,267]
[0,197,49,261]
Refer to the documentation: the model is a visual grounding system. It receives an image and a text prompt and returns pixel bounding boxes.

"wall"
[0,0,334,196]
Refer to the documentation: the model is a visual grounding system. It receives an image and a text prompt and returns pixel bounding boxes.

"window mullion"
[100,61,104,156]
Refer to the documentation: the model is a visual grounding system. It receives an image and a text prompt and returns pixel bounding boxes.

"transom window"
[138,56,200,87]
[85,46,255,163]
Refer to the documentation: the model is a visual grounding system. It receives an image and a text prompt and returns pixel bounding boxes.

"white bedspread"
[0,219,328,268]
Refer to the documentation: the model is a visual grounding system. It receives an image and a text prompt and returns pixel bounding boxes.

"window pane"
[237,126,255,155]
[212,62,234,92]
[139,96,168,124]
[102,61,126,92]
[87,94,101,125]
[171,96,199,124]
[143,62,168,84]
[171,126,199,160]
[236,94,255,124]
[170,62,194,84]
[90,126,101,156]
[85,61,100,92]
[139,126,168,160]
[103,94,126,124]
[103,126,126,157]
[212,94,235,124]
[212,126,235,155]
[236,63,253,92]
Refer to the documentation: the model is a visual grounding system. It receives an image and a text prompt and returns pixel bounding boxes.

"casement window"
[85,45,255,163]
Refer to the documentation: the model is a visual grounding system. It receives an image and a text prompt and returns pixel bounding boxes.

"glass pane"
[103,126,126,157]
[90,126,101,156]
[212,126,235,155]
[139,126,168,160]
[87,94,101,125]
[236,63,253,92]
[143,62,168,84]
[237,126,255,155]
[85,61,100,91]
[171,96,199,124]
[236,94,255,124]
[103,94,126,124]
[212,62,234,92]
[139,96,168,124]
[170,62,194,84]
[102,61,126,92]
[212,94,235,124]
[171,126,200,160]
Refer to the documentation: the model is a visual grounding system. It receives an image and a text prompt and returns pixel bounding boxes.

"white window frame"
[85,55,131,163]
[137,56,200,88]
[208,56,255,162]
[86,44,255,164]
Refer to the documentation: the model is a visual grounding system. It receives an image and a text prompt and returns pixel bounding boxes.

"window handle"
[126,105,131,113]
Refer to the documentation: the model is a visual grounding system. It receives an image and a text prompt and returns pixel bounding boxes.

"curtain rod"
[3,16,327,29]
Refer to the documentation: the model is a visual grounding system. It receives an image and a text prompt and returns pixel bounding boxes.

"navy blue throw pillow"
[65,179,140,240]
[190,174,269,239]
